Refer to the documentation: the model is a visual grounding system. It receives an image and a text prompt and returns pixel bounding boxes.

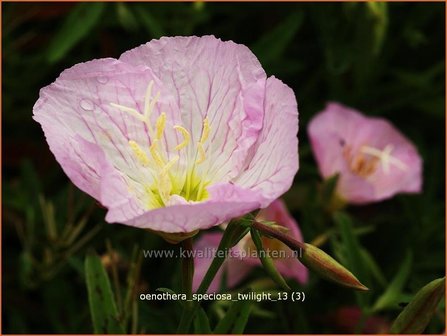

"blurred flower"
[308,102,422,204]
[193,199,308,292]
[323,306,390,333]
[33,36,299,234]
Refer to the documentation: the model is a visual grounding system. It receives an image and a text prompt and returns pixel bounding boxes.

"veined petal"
[113,182,263,233]
[119,36,267,183]
[235,77,299,207]
[33,58,182,212]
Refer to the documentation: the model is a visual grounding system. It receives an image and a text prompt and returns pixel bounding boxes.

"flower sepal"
[250,227,291,291]
[148,229,199,244]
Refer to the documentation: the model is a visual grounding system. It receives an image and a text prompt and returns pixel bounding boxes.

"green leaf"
[251,11,304,66]
[333,211,371,307]
[214,295,251,334]
[359,248,387,288]
[193,307,212,334]
[47,3,105,63]
[85,252,125,334]
[390,277,445,334]
[231,301,252,334]
[372,251,413,312]
[250,228,290,290]
[115,3,139,32]
[135,4,166,38]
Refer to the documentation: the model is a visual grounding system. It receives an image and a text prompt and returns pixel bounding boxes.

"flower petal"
[235,77,299,207]
[193,232,224,293]
[33,58,182,213]
[116,182,263,233]
[119,36,267,182]
[308,102,422,204]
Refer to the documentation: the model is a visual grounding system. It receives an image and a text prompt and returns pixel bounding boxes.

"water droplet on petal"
[80,99,94,111]
[96,76,108,84]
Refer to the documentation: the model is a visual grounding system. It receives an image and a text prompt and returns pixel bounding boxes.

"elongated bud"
[250,228,290,291]
[390,277,445,334]
[301,243,368,291]
[252,220,368,291]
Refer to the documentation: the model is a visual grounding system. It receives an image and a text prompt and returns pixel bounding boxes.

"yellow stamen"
[155,112,166,140]
[149,139,165,168]
[174,125,191,150]
[200,117,210,143]
[144,81,154,118]
[110,103,144,121]
[196,143,206,164]
[157,156,179,203]
[129,140,150,166]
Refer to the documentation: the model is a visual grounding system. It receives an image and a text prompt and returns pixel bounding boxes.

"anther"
[129,140,150,166]
[155,112,166,140]
[174,125,191,150]
[196,143,206,164]
[149,139,165,168]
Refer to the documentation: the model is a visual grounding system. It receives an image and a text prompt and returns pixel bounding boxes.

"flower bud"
[390,277,445,334]
[300,243,368,291]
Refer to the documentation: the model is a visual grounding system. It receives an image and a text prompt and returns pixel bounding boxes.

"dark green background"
[2,2,445,334]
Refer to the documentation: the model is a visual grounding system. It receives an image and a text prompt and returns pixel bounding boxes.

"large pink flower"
[193,199,308,292]
[308,102,422,204]
[33,36,298,233]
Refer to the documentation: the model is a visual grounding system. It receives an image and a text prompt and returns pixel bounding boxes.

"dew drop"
[80,99,94,111]
[96,76,108,84]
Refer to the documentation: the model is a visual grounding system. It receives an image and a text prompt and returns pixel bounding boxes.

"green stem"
[252,220,306,251]
[177,238,195,334]
[176,219,250,333]
[181,237,194,300]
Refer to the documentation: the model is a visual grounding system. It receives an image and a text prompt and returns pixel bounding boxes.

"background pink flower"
[308,102,422,204]
[193,199,308,292]
[33,36,299,233]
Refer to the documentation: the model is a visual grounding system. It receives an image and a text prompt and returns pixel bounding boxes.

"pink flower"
[193,199,308,292]
[323,306,390,333]
[308,102,422,204]
[33,36,299,233]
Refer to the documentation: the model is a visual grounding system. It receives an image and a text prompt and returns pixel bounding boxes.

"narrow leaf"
[47,3,105,63]
[193,307,212,334]
[251,11,304,66]
[231,301,252,334]
[135,4,165,38]
[333,211,371,306]
[214,297,246,334]
[390,277,445,334]
[372,251,412,312]
[250,228,290,290]
[85,252,125,334]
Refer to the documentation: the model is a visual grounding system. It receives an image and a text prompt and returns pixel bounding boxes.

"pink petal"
[235,77,299,207]
[193,232,224,293]
[117,182,263,232]
[120,36,267,181]
[33,58,178,212]
[226,256,253,288]
[308,102,422,204]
